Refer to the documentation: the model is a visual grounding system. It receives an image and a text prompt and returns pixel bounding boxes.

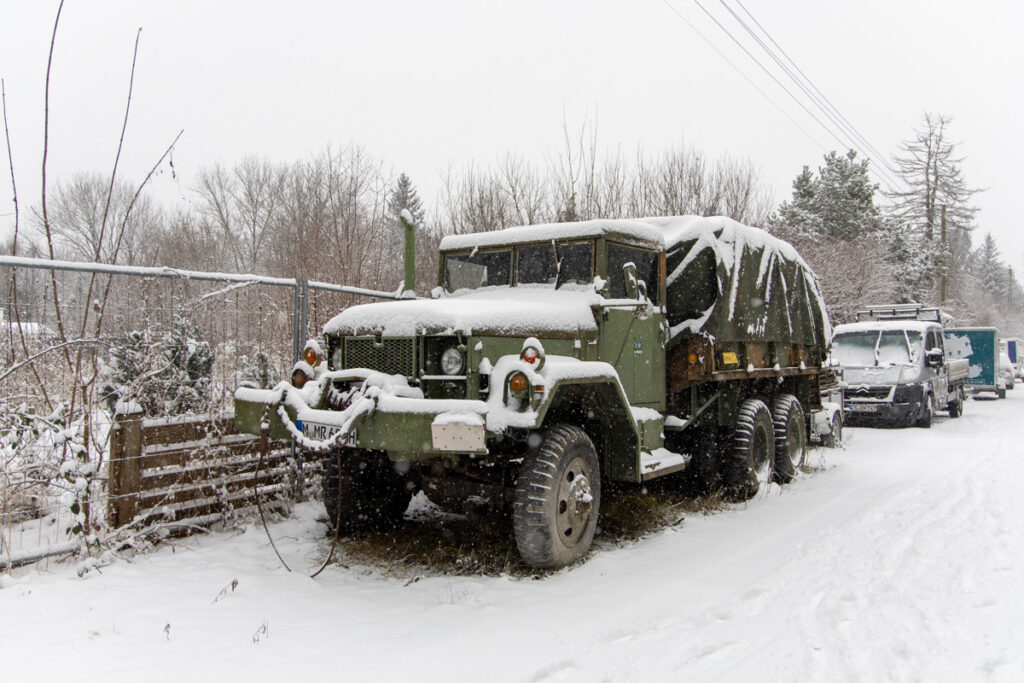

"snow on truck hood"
[323,288,600,337]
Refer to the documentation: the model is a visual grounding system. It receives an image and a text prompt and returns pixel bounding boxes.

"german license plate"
[849,403,880,413]
[297,419,353,444]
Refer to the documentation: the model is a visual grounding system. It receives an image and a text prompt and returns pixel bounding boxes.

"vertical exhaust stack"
[400,210,416,298]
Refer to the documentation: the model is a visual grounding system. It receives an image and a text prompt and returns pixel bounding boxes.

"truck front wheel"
[722,399,774,501]
[323,449,413,534]
[513,425,600,569]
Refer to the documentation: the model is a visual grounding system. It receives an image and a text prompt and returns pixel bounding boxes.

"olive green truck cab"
[234,216,832,568]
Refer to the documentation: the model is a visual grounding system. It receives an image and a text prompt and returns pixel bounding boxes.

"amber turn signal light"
[508,372,529,392]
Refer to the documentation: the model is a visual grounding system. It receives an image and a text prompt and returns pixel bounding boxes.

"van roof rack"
[855,304,949,324]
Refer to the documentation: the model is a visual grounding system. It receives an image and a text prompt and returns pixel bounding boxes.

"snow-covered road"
[3,392,1023,682]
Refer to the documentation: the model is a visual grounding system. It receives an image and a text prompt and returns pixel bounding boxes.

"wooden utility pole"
[939,204,948,304]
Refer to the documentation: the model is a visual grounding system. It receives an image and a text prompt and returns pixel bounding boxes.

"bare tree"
[889,113,979,240]
[40,172,159,264]
[192,157,284,273]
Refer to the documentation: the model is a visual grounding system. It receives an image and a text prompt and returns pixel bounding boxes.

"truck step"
[640,448,690,481]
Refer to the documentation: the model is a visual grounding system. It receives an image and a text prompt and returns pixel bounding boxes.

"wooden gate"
[107,410,292,529]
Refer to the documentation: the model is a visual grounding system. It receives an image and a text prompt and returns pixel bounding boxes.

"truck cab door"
[598,304,666,409]
[599,244,667,410]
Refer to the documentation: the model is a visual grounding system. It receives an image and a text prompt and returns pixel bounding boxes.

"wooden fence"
[107,410,293,529]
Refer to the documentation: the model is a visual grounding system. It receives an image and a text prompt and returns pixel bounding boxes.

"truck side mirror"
[622,262,646,300]
[925,349,943,367]
[622,262,639,299]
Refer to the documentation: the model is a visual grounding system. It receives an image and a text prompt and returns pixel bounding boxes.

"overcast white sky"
[2,0,1023,268]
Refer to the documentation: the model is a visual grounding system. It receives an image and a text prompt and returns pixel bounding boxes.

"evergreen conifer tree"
[387,173,425,228]
[771,150,882,239]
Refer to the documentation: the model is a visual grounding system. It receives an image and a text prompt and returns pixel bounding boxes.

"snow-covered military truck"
[234,216,832,568]
[832,305,969,427]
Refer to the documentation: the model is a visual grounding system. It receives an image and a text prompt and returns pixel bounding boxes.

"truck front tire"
[513,425,600,569]
[723,399,774,501]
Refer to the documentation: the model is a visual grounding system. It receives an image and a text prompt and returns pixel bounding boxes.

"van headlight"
[440,347,465,375]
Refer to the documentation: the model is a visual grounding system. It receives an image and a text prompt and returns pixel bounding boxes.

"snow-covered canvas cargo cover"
[659,216,829,351]
[439,215,830,353]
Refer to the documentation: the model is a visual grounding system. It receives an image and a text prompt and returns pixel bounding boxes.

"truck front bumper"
[234,385,495,460]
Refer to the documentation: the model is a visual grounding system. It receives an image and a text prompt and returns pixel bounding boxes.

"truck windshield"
[517,242,593,289]
[832,330,924,366]
[443,250,512,292]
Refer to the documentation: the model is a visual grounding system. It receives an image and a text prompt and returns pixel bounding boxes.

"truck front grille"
[344,337,416,377]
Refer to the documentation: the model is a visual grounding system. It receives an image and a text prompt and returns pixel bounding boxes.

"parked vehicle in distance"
[945,326,1003,399]
[831,305,968,428]
[1001,337,1023,378]
[811,365,844,447]
[1000,351,1015,391]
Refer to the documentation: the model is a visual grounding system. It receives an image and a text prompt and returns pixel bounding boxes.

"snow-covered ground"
[3,392,1023,682]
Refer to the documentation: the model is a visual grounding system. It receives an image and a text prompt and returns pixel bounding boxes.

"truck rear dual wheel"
[722,399,775,502]
[513,425,600,569]
[771,394,806,481]
[323,448,413,534]
[723,396,807,501]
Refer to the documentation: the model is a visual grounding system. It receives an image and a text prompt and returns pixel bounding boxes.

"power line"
[660,0,827,153]
[688,0,860,156]
[719,0,902,192]
[668,0,905,194]
[732,0,906,188]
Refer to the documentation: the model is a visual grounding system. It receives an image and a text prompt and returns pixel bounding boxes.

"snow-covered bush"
[99,316,216,417]
[239,350,276,389]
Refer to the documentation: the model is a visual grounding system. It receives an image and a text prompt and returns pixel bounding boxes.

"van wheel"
[822,412,843,448]
[513,425,600,569]
[722,399,774,501]
[771,394,805,483]
[915,397,933,428]
[947,389,964,418]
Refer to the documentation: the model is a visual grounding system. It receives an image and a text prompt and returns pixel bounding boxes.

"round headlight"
[440,347,465,375]
[330,346,343,369]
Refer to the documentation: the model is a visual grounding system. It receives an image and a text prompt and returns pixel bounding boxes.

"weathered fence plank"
[107,411,291,529]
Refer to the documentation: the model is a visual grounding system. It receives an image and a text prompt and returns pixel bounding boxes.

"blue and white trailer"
[946,327,1003,399]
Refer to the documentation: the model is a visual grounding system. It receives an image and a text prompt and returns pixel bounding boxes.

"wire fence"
[0,255,399,567]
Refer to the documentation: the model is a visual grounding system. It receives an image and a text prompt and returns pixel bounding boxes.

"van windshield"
[832,330,923,366]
